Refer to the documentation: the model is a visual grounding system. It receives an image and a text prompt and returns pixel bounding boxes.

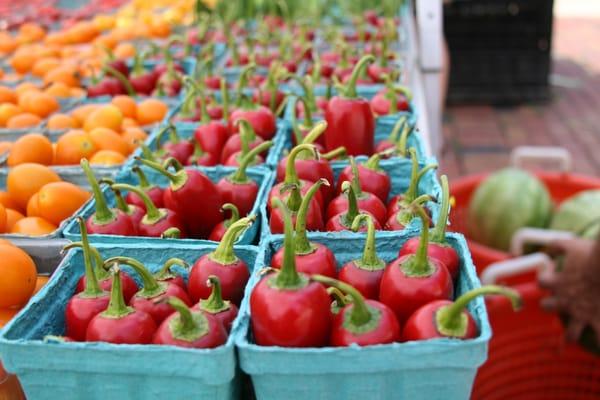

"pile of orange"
[0,163,90,236]
[0,240,48,328]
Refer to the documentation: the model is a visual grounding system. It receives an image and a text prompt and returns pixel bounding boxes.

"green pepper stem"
[132,166,153,190]
[73,217,103,296]
[199,275,231,313]
[404,148,420,202]
[166,297,208,340]
[103,65,136,96]
[135,157,187,190]
[235,63,257,107]
[155,258,188,281]
[327,286,350,308]
[341,181,360,227]
[321,146,347,160]
[311,275,372,326]
[284,144,318,184]
[222,203,240,229]
[290,97,305,145]
[282,183,302,212]
[112,183,164,224]
[388,115,407,144]
[81,159,115,224]
[272,198,303,288]
[301,121,327,145]
[401,203,434,277]
[396,120,413,157]
[229,140,272,184]
[352,214,385,270]
[161,227,181,239]
[210,216,255,265]
[343,55,375,98]
[364,153,382,171]
[436,285,521,337]
[349,157,364,197]
[98,179,128,214]
[295,179,329,254]
[220,78,230,120]
[139,142,159,162]
[101,264,134,318]
[431,175,450,244]
[104,256,164,298]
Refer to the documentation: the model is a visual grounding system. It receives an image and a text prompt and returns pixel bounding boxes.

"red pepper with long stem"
[328,287,351,315]
[328,158,387,225]
[221,119,266,164]
[153,297,227,348]
[335,153,391,203]
[81,159,136,236]
[98,179,145,229]
[250,199,331,347]
[112,183,187,238]
[188,217,254,305]
[191,82,229,158]
[325,55,376,156]
[252,61,286,114]
[288,96,321,150]
[126,166,164,211]
[153,258,188,290]
[288,75,328,120]
[64,219,110,341]
[374,115,411,155]
[402,286,521,341]
[311,275,400,346]
[217,141,272,217]
[197,275,239,333]
[224,124,272,167]
[370,83,411,117]
[104,256,192,324]
[271,179,337,277]
[269,182,324,234]
[379,205,454,323]
[156,125,194,166]
[385,194,432,231]
[86,264,157,344]
[326,181,382,232]
[338,214,386,299]
[187,141,218,166]
[129,51,157,95]
[136,157,223,238]
[209,203,240,242]
[398,176,460,279]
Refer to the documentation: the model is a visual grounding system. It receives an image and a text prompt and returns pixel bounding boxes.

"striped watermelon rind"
[550,189,600,238]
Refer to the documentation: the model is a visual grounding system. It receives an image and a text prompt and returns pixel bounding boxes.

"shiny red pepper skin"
[331,300,400,346]
[250,276,331,347]
[194,121,229,157]
[65,294,110,341]
[86,310,157,344]
[271,243,337,278]
[194,303,239,333]
[336,163,391,204]
[126,187,164,211]
[399,239,460,280]
[276,158,335,204]
[208,221,228,242]
[252,88,286,112]
[153,309,227,348]
[326,211,381,232]
[326,192,387,226]
[75,275,138,303]
[370,91,409,117]
[187,150,218,167]
[268,179,325,214]
[216,179,258,218]
[156,275,186,291]
[124,204,145,228]
[269,201,323,234]
[324,96,374,156]
[379,256,453,323]
[221,133,265,164]
[130,283,192,324]
[163,140,194,165]
[402,300,477,341]
[188,258,249,305]
[228,106,277,140]
[137,209,187,238]
[86,210,136,236]
[338,263,385,300]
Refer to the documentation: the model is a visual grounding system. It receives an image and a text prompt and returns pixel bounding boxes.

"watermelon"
[550,190,600,239]
[467,168,552,251]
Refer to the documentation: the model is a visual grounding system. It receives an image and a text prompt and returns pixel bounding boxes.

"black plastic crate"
[444,0,553,104]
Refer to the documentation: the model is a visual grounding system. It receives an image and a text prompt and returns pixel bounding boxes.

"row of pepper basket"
[0,8,515,400]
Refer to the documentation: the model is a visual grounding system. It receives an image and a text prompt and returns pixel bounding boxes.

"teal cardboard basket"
[236,231,490,400]
[0,242,261,400]
[63,165,274,245]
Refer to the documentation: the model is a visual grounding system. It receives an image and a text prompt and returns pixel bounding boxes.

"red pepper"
[64,218,110,341]
[374,115,411,155]
[269,183,324,234]
[217,140,273,217]
[188,217,254,305]
[366,23,394,83]
[156,125,194,166]
[129,52,157,95]
[289,76,328,121]
[324,55,376,156]
[112,183,187,238]
[106,59,129,78]
[81,159,136,236]
[153,297,227,348]
[105,256,192,324]
[328,158,387,225]
[252,61,286,114]
[153,258,188,291]
[311,275,400,346]
[209,203,239,242]
[327,287,351,315]
[379,206,454,323]
[223,122,272,167]
[385,194,432,231]
[271,179,337,277]
[86,265,157,344]
[221,119,266,164]
[250,199,331,347]
[99,180,145,229]
[398,176,460,279]
[99,65,136,97]
[326,181,382,232]
[126,166,164,211]
[287,96,325,150]
[187,141,218,166]
[192,82,229,157]
[196,275,239,333]
[335,153,391,203]
[338,214,386,299]
[402,286,521,341]
[137,157,223,238]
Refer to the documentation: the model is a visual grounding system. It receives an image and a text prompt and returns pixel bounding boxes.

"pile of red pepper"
[60,216,255,346]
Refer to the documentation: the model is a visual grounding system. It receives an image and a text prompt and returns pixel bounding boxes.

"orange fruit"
[0,86,17,104]
[69,87,86,98]
[7,163,61,209]
[31,57,60,78]
[33,275,49,295]
[0,308,20,328]
[84,104,123,132]
[44,82,72,98]
[136,99,168,126]
[10,217,57,236]
[0,32,17,54]
[9,50,36,74]
[0,244,37,307]
[5,209,24,232]
[6,113,42,129]
[17,90,38,111]
[26,193,40,217]
[54,130,97,165]
[121,118,139,128]
[0,104,21,127]
[7,133,53,166]
[0,203,6,233]
[18,23,46,43]
[113,42,136,58]
[70,104,99,126]
[0,141,13,154]
[22,92,59,118]
[122,127,148,152]
[37,182,90,225]
[111,95,137,119]
[149,17,171,38]
[0,191,21,212]
[44,65,80,88]
[47,113,78,130]
[89,127,130,155]
[89,150,126,166]
[14,82,39,97]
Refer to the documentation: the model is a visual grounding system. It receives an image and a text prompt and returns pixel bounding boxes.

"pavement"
[441,9,600,179]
